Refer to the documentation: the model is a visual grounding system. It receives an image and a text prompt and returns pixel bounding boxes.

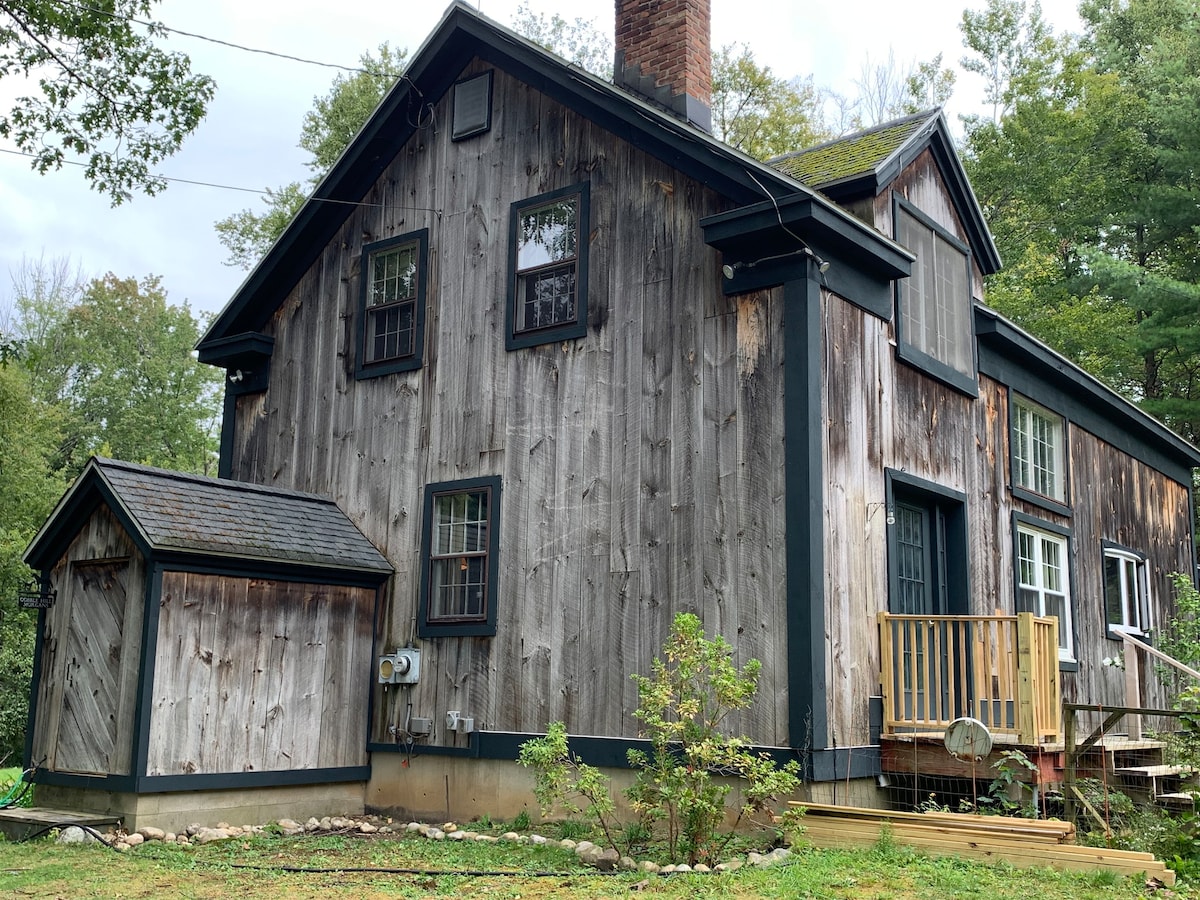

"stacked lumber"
[786,801,1175,887]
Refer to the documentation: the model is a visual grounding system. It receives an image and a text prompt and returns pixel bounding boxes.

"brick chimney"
[614,0,712,133]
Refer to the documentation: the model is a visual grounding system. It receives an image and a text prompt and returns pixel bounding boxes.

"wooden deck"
[879,612,1061,745]
[0,806,121,843]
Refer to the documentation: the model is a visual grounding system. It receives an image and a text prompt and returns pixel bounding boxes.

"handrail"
[878,611,1061,745]
[1119,632,1200,740]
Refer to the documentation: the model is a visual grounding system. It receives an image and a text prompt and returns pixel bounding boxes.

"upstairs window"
[1011,395,1067,506]
[417,476,500,637]
[1015,520,1074,663]
[507,183,589,350]
[355,229,427,379]
[1103,545,1151,638]
[894,198,975,394]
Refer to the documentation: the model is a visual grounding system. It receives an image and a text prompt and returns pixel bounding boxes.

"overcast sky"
[0,0,1084,321]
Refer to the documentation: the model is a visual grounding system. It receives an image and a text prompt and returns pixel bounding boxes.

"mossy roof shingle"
[769,110,938,189]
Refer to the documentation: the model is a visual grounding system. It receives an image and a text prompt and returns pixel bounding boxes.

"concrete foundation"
[366,752,888,824]
[33,781,367,833]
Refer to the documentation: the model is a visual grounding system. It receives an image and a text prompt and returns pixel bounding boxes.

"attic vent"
[452,71,493,141]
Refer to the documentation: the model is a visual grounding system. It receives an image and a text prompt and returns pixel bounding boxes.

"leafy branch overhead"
[0,0,215,204]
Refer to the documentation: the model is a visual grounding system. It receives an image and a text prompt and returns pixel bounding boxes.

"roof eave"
[975,306,1200,468]
[198,1,875,351]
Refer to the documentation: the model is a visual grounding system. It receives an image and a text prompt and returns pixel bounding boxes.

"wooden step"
[1156,792,1198,808]
[1114,764,1194,778]
[0,806,121,842]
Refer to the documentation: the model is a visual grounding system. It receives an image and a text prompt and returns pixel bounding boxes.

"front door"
[887,479,969,724]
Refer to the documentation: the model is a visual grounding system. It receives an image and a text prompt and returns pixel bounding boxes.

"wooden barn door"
[53,559,130,774]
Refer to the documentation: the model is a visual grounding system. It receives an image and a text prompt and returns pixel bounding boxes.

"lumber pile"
[786,801,1175,887]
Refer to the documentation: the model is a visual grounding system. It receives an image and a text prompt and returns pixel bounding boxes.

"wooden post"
[1045,617,1061,741]
[878,612,893,736]
[1015,612,1036,745]
[1122,634,1142,741]
[1063,704,1077,825]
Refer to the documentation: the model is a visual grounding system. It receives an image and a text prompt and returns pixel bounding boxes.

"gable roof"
[25,458,392,577]
[769,109,1002,275]
[198,0,904,356]
[770,109,935,190]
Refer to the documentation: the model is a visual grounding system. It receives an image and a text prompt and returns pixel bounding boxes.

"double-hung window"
[417,476,500,637]
[1011,395,1067,506]
[355,229,428,379]
[1015,520,1074,662]
[507,183,589,350]
[894,198,976,394]
[1103,546,1151,637]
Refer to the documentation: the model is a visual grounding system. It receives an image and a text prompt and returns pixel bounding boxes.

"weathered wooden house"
[23,0,1199,829]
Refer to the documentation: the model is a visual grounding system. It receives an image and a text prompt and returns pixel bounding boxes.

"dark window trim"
[1008,391,1072,516]
[893,196,978,397]
[417,475,501,638]
[451,70,494,141]
[884,469,971,617]
[1101,540,1152,642]
[354,228,429,380]
[1011,511,1077,671]
[506,182,590,351]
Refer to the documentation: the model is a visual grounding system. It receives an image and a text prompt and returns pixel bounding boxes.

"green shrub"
[519,612,802,865]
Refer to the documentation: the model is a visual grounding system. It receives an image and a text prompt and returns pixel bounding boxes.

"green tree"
[848,49,957,127]
[0,0,214,204]
[960,0,1200,440]
[511,1,613,77]
[0,359,64,763]
[712,43,826,158]
[215,44,407,268]
[14,272,222,477]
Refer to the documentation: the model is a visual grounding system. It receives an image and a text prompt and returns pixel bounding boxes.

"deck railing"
[878,612,1062,746]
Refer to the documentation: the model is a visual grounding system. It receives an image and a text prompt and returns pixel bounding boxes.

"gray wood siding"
[822,292,1193,745]
[228,61,789,746]
[31,506,144,776]
[1066,428,1193,709]
[147,573,374,775]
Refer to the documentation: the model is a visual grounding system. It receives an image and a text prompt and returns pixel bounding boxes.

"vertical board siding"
[1068,430,1193,708]
[230,61,790,748]
[148,573,373,775]
[31,507,144,776]
[822,291,1193,746]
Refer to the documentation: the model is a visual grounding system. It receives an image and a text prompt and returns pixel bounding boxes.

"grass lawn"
[0,826,1188,900]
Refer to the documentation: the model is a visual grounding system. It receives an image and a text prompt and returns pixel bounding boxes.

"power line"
[0,147,442,216]
[47,0,398,79]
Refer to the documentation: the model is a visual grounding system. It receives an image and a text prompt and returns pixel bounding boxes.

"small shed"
[22,458,392,830]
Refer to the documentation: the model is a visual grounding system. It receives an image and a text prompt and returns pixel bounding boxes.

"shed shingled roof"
[26,458,391,575]
[769,110,936,189]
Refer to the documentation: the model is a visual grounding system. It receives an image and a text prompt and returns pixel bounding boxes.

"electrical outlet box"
[378,648,421,684]
[408,716,432,736]
[458,717,475,734]
[445,710,461,731]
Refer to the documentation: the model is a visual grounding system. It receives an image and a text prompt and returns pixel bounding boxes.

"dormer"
[772,110,1002,395]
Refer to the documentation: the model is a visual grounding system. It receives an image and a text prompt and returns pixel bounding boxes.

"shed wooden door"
[54,560,130,774]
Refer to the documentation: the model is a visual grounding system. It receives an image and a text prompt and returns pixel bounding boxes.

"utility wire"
[0,147,443,216]
[45,0,397,79]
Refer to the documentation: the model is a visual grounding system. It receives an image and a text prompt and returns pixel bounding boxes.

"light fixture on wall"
[867,501,896,526]
[722,246,830,280]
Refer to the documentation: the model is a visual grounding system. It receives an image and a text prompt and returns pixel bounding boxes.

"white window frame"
[1012,395,1066,503]
[1103,547,1152,637]
[1016,523,1074,663]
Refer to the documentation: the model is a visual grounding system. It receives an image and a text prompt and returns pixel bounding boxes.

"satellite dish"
[944,717,993,761]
